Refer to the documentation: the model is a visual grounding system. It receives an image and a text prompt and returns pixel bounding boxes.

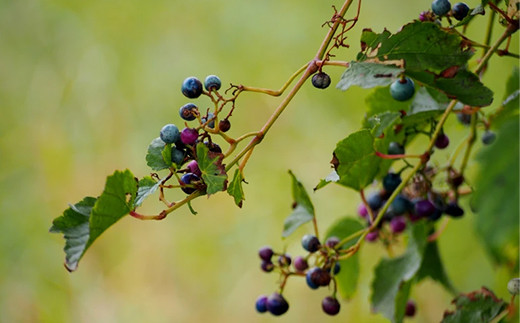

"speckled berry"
[181,76,203,99]
[204,75,221,91]
[301,234,321,253]
[255,295,268,313]
[312,72,331,89]
[266,293,289,316]
[322,296,340,316]
[390,77,415,101]
[452,2,469,21]
[432,0,452,16]
[171,148,185,166]
[180,127,199,145]
[179,103,198,121]
[160,124,180,144]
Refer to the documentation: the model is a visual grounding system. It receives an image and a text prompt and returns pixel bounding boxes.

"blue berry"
[388,141,405,155]
[204,75,222,91]
[180,127,199,145]
[390,77,415,101]
[181,76,203,99]
[457,113,472,125]
[179,103,198,121]
[258,246,274,261]
[293,256,308,272]
[389,195,412,216]
[367,191,384,210]
[201,112,215,128]
[306,268,320,289]
[332,262,341,275]
[482,131,496,145]
[432,0,452,16]
[180,173,200,194]
[452,2,469,21]
[322,296,340,316]
[383,173,402,192]
[160,124,180,144]
[311,72,331,89]
[435,133,450,149]
[266,293,289,316]
[301,234,321,253]
[255,295,268,313]
[171,148,185,166]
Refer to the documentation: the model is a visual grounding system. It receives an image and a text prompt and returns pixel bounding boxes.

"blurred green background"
[0,0,517,322]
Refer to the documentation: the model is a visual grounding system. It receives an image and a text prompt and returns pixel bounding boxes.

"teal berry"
[452,2,469,21]
[160,124,180,144]
[432,0,452,16]
[204,75,222,91]
[181,76,203,99]
[171,148,185,166]
[390,77,415,101]
[383,172,402,193]
[388,141,405,155]
[201,112,215,128]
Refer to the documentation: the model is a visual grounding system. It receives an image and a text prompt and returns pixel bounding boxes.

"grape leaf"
[146,137,171,171]
[417,241,457,294]
[161,143,173,169]
[50,169,138,271]
[473,119,519,266]
[314,170,339,191]
[366,111,402,138]
[227,169,245,208]
[337,61,404,91]
[325,217,364,299]
[358,21,473,73]
[492,66,519,128]
[134,176,160,207]
[365,87,410,118]
[282,171,315,238]
[371,222,429,323]
[441,287,508,323]
[196,143,227,195]
[333,129,383,191]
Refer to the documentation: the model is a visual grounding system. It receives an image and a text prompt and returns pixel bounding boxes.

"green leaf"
[358,21,473,73]
[371,222,429,323]
[325,217,364,299]
[282,171,315,238]
[227,169,245,208]
[366,112,401,138]
[314,170,339,191]
[333,129,383,191]
[146,137,170,171]
[50,170,138,271]
[473,119,519,266]
[134,176,160,207]
[336,61,404,91]
[196,143,227,195]
[161,143,173,168]
[50,197,97,271]
[365,87,410,118]
[492,66,519,128]
[441,287,508,323]
[417,241,456,294]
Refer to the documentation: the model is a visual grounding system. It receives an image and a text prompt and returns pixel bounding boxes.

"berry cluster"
[428,0,470,21]
[256,234,344,316]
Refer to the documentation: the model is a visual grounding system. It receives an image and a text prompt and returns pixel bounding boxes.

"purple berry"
[258,246,274,262]
[435,133,450,149]
[358,203,369,219]
[365,231,379,242]
[255,295,268,313]
[261,260,274,273]
[405,300,416,317]
[293,256,309,272]
[180,127,199,145]
[219,119,231,132]
[306,268,320,289]
[186,160,202,177]
[322,296,341,316]
[301,234,321,253]
[277,254,292,267]
[181,76,203,99]
[180,173,200,194]
[414,199,436,218]
[266,293,289,316]
[390,216,407,234]
[325,236,340,249]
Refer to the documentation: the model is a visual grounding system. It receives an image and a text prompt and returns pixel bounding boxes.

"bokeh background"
[0,0,518,322]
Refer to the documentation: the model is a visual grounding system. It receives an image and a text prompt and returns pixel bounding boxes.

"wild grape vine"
[50,0,519,321]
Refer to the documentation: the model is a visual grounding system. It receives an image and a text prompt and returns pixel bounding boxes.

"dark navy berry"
[255,295,268,313]
[383,173,402,192]
[180,173,200,194]
[332,262,341,275]
[432,0,452,16]
[171,148,185,166]
[201,112,215,128]
[389,195,412,216]
[160,124,180,144]
[322,296,340,316]
[181,76,203,99]
[179,103,198,121]
[219,119,231,132]
[367,192,384,211]
[311,72,331,89]
[390,77,415,101]
[482,131,496,145]
[435,133,450,149]
[325,236,340,249]
[277,254,292,267]
[301,234,321,253]
[204,75,221,91]
[365,230,379,242]
[266,293,289,316]
[405,300,416,317]
[388,141,405,155]
[261,260,274,272]
[180,127,198,145]
[452,2,469,20]
[390,216,407,234]
[258,246,274,262]
[444,202,464,218]
[414,199,436,218]
[306,268,320,289]
[457,113,471,125]
[204,141,222,153]
[186,160,202,177]
[306,267,331,287]
[293,256,308,272]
